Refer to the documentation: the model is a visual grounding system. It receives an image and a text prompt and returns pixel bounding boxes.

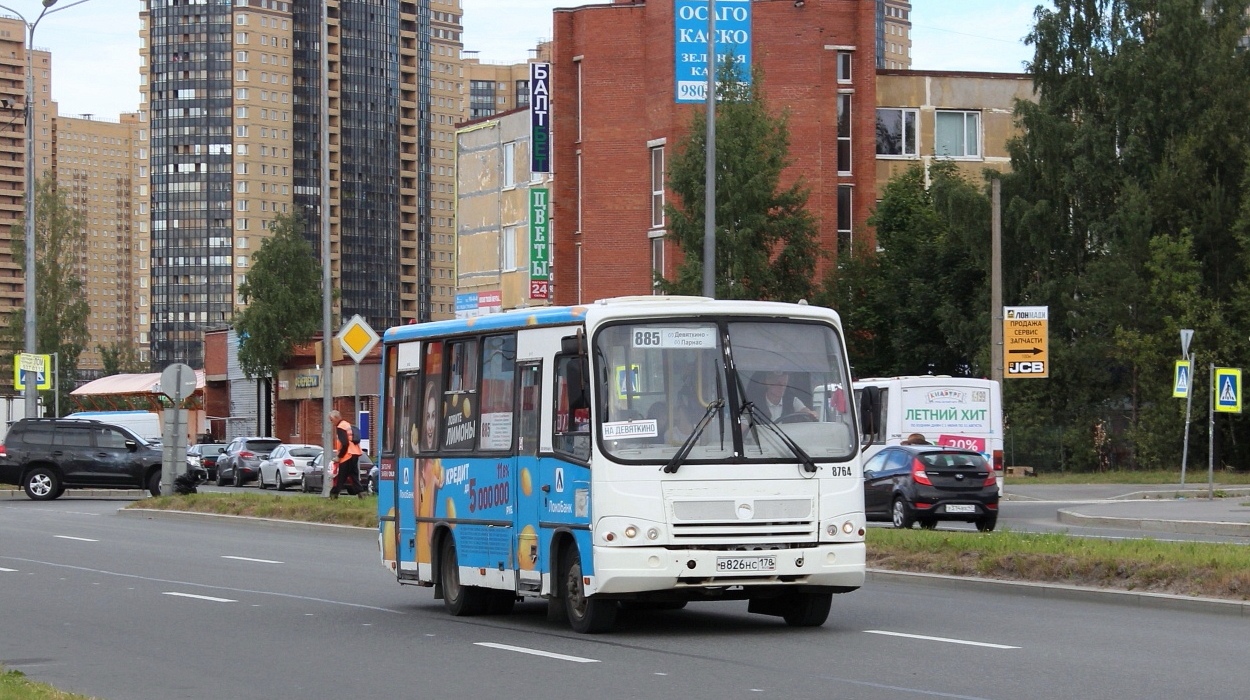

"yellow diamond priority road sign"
[338,315,380,364]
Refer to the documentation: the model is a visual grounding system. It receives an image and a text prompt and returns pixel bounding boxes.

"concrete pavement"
[1004,482,1250,538]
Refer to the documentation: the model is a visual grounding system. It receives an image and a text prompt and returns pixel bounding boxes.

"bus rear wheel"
[561,545,617,634]
[440,536,487,616]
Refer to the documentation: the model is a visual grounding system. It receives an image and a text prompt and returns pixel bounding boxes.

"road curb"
[115,505,376,537]
[2,488,147,500]
[868,569,1249,617]
[1056,508,1250,538]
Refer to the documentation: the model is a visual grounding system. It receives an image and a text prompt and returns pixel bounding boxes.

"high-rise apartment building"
[140,0,426,369]
[463,43,550,121]
[54,114,144,376]
[878,0,912,69]
[0,18,53,386]
[427,0,464,321]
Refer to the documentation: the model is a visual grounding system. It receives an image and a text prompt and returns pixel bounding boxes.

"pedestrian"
[328,409,364,499]
[902,433,930,445]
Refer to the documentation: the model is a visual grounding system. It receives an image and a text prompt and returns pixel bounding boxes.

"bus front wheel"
[561,545,617,634]
[440,536,488,616]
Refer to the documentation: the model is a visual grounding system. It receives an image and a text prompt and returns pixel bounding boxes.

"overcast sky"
[25,0,1042,120]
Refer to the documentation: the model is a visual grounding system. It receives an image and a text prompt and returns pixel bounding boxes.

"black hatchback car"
[216,437,282,487]
[863,445,999,531]
[0,418,164,500]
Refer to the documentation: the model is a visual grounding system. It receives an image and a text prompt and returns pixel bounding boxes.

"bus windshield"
[595,319,856,464]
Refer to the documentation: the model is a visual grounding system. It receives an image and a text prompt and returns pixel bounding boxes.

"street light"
[0,0,93,417]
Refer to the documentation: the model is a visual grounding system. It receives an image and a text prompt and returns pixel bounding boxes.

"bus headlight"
[624,525,638,539]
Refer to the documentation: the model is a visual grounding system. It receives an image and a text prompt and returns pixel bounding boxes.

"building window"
[650,235,664,293]
[503,226,517,270]
[503,142,516,187]
[837,185,852,255]
[837,94,852,174]
[875,108,918,157]
[837,52,852,83]
[650,146,665,228]
[935,110,981,159]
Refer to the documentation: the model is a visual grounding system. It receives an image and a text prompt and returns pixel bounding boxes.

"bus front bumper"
[586,542,866,596]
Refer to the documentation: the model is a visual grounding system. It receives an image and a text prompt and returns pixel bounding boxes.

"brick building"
[551,0,879,304]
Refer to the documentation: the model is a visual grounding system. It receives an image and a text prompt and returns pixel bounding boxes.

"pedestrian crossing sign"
[1173,360,1191,398]
[1214,368,1241,413]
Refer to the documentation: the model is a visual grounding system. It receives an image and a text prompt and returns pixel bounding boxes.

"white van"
[852,376,1004,492]
[65,411,163,444]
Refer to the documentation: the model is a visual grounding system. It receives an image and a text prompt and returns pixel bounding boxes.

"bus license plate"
[946,504,976,513]
[716,555,777,573]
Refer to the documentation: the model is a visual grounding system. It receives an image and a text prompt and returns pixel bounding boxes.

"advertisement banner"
[530,62,551,173]
[674,0,752,103]
[530,188,550,299]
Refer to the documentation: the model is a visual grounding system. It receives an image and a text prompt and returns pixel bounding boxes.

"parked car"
[186,443,227,482]
[0,418,164,500]
[863,445,999,531]
[300,451,373,494]
[257,444,322,490]
[216,437,282,487]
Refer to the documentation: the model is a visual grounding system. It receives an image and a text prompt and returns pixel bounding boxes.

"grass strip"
[0,668,98,700]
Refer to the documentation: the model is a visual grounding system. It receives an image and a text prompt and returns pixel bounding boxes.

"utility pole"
[991,178,1003,386]
[701,0,716,298]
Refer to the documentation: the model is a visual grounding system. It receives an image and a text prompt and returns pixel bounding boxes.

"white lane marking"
[222,555,284,565]
[0,567,17,572]
[864,630,1020,649]
[163,592,237,603]
[474,642,600,664]
[3,557,405,614]
[54,536,98,542]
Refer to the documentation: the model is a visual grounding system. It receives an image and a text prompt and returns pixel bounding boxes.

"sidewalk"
[1005,482,1250,538]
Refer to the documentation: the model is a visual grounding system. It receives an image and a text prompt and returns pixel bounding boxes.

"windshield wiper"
[662,398,725,474]
[740,401,818,473]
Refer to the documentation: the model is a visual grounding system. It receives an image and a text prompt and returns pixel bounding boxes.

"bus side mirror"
[560,328,585,355]
[858,386,880,447]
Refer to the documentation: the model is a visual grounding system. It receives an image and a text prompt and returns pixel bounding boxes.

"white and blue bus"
[375,296,870,632]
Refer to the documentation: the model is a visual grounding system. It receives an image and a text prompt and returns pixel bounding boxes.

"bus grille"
[670,498,815,544]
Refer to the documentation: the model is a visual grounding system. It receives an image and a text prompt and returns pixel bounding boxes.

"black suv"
[0,418,164,500]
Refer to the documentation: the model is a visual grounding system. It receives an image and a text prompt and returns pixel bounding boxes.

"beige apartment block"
[54,114,143,376]
[881,0,911,70]
[456,108,552,316]
[463,42,550,121]
[428,0,464,320]
[0,18,52,358]
[874,70,1036,197]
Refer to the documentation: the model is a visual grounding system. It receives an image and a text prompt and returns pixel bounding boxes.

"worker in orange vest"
[328,409,364,499]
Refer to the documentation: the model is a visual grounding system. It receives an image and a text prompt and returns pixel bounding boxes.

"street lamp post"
[0,0,94,418]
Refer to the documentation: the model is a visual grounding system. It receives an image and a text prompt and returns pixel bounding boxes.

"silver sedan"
[257,444,323,490]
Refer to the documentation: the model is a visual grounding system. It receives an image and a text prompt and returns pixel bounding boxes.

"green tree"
[821,163,991,378]
[99,338,146,376]
[233,212,323,381]
[999,0,1250,470]
[3,173,90,416]
[660,60,820,301]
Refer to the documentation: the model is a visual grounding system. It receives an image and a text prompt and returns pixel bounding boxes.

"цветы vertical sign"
[674,0,752,103]
[530,62,551,173]
[530,188,550,299]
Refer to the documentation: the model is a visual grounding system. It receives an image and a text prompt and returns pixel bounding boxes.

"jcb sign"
[1007,361,1045,374]
[1004,306,1049,379]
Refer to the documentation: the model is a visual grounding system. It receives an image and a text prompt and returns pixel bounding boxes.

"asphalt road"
[2,497,1249,700]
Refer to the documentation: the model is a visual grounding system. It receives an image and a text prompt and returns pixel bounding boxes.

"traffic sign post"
[1208,365,1242,501]
[1177,329,1195,486]
[159,363,196,496]
[1003,306,1049,379]
[338,315,380,449]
